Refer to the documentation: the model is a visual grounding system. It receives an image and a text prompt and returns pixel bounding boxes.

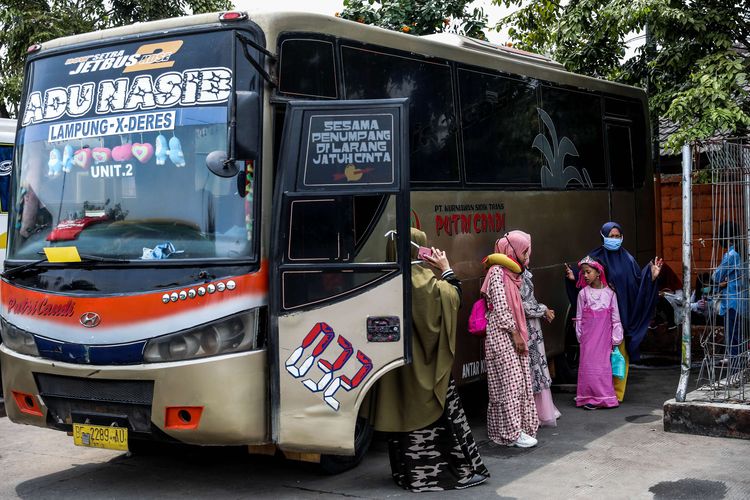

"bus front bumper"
[0,344,268,446]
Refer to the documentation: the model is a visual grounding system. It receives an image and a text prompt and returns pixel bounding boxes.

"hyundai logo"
[80,312,101,328]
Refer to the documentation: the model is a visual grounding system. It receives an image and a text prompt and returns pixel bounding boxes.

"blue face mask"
[602,236,623,251]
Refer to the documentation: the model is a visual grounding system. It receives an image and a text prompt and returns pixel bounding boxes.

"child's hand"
[651,257,663,281]
[564,263,574,281]
[544,309,555,323]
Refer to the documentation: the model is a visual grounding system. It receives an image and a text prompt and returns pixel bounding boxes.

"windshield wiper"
[2,253,131,279]
[2,258,50,279]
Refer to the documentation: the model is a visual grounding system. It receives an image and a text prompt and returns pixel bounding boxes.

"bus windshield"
[9,30,256,263]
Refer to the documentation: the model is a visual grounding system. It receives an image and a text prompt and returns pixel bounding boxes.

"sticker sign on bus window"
[302,112,397,187]
[22,67,232,127]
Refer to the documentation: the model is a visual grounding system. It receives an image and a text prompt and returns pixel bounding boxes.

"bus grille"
[34,373,154,433]
[35,374,154,404]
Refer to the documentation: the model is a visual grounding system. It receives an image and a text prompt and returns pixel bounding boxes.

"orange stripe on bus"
[1,261,268,327]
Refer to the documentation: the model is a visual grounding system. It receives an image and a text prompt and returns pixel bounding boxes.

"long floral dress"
[521,269,561,426]
[484,266,539,444]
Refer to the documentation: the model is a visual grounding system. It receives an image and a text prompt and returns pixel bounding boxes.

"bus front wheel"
[318,417,373,474]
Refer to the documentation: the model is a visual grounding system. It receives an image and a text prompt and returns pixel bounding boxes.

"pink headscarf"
[480,230,531,343]
[576,255,609,289]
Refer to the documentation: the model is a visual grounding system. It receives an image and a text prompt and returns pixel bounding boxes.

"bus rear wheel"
[318,417,373,474]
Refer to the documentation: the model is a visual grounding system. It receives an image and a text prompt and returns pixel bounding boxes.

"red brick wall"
[660,176,716,284]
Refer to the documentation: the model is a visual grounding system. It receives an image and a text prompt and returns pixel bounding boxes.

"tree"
[339,0,489,39]
[495,0,750,153]
[0,0,231,118]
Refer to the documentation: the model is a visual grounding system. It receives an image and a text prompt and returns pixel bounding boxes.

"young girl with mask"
[574,256,623,409]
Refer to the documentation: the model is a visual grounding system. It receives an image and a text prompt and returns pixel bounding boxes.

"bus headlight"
[0,319,40,357]
[143,310,258,363]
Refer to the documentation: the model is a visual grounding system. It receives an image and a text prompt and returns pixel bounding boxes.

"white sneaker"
[509,431,537,448]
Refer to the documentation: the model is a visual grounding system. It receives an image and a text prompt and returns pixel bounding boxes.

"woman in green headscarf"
[371,228,489,492]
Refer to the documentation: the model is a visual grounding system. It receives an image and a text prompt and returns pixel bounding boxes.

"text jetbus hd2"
[0,9,654,469]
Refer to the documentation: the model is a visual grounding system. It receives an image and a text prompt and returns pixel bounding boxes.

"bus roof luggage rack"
[420,33,564,70]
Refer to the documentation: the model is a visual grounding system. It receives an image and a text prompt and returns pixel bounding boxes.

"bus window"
[0,143,12,212]
[458,68,541,185]
[288,198,345,261]
[282,193,397,309]
[8,30,255,263]
[607,124,634,189]
[630,104,648,188]
[287,194,394,263]
[278,38,337,99]
[540,85,606,188]
[605,97,648,188]
[342,45,459,183]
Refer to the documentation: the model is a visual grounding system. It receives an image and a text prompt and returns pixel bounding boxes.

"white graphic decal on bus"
[48,110,175,142]
[22,67,232,127]
[285,322,374,411]
[65,41,184,75]
[534,108,593,189]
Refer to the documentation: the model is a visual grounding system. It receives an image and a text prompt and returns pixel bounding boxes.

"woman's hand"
[564,263,575,281]
[651,257,663,281]
[423,247,450,274]
[544,309,555,323]
[511,331,528,355]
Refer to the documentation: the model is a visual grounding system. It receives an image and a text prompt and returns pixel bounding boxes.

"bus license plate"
[73,423,128,451]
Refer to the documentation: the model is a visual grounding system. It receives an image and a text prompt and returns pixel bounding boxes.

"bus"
[0,10,653,469]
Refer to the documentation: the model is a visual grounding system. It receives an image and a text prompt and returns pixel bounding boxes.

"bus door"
[269,99,410,454]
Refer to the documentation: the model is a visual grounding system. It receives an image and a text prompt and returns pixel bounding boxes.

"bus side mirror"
[235,90,260,161]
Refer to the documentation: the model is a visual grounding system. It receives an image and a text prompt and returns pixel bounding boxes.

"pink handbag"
[468,297,490,336]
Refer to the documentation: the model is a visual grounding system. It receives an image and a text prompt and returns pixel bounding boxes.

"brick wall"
[660,176,716,284]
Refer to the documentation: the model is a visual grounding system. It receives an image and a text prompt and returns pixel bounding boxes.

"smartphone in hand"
[417,246,433,260]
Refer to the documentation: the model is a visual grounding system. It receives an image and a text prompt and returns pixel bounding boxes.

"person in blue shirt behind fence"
[713,221,747,374]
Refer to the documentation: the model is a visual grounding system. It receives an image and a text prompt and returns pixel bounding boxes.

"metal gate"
[677,139,750,403]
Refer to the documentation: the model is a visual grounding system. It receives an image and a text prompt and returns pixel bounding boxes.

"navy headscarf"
[567,221,659,360]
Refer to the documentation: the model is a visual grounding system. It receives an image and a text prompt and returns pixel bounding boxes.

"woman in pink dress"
[574,256,623,409]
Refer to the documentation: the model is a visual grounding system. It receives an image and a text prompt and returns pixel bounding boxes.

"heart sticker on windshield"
[73,148,92,169]
[132,143,154,164]
[92,147,111,164]
[112,143,133,162]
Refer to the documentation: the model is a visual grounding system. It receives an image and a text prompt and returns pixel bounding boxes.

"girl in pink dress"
[574,256,623,409]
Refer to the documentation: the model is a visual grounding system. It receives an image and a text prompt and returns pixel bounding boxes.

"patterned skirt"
[387,378,490,492]
[527,317,553,393]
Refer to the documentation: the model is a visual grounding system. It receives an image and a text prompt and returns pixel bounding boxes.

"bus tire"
[318,417,373,475]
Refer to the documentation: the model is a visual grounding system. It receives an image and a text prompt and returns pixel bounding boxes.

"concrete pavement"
[0,366,748,499]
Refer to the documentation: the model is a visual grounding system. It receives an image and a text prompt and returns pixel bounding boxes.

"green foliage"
[0,0,231,117]
[494,0,750,153]
[339,0,488,39]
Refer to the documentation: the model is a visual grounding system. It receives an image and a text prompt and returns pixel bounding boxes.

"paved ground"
[1,366,748,499]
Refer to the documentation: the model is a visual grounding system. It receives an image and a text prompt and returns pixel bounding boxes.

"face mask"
[702,287,710,294]
[602,236,623,251]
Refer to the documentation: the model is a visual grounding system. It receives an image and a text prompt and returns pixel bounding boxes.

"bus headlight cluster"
[143,310,259,363]
[0,319,40,357]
